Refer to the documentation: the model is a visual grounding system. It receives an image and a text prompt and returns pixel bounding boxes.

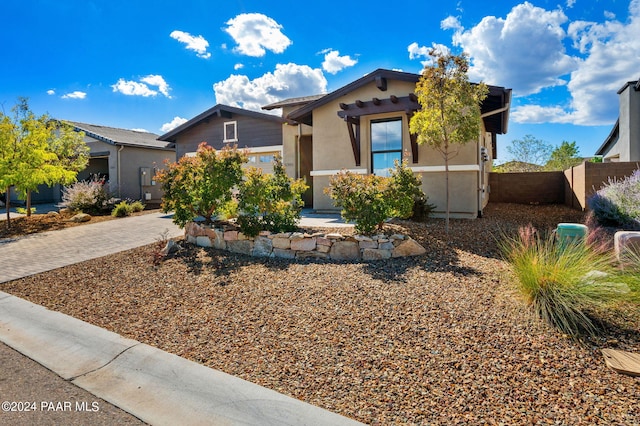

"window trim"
[223,121,238,143]
[370,118,403,176]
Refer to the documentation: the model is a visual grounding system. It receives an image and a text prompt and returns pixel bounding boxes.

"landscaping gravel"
[3,203,639,425]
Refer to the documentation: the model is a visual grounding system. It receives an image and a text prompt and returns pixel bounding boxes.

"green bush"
[111,201,133,217]
[156,143,247,227]
[15,207,36,214]
[325,161,430,234]
[500,224,638,337]
[237,155,307,237]
[130,200,145,212]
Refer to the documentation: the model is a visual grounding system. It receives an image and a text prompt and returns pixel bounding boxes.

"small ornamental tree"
[409,50,488,233]
[237,154,308,236]
[156,142,247,227]
[545,141,582,171]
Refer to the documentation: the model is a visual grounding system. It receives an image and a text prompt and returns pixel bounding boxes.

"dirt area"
[2,203,639,425]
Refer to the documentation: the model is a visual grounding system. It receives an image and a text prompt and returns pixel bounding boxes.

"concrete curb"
[0,292,364,426]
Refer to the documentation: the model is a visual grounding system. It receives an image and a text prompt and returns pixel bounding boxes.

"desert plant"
[156,142,247,227]
[587,169,640,229]
[62,175,111,213]
[237,155,307,237]
[501,224,637,337]
[111,201,133,217]
[130,200,145,212]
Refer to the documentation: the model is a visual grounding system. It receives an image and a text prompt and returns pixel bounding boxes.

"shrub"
[587,169,640,230]
[500,224,637,337]
[237,155,307,237]
[156,143,247,227]
[111,201,133,217]
[326,161,431,234]
[130,200,145,212]
[62,175,111,213]
[15,207,36,215]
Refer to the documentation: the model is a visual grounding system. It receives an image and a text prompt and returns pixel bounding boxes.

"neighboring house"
[596,79,640,162]
[70,122,175,203]
[266,69,511,218]
[158,104,285,175]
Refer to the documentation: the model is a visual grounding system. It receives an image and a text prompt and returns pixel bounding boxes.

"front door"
[299,135,313,207]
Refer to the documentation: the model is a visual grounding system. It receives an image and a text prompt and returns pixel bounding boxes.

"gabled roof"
[158,104,284,142]
[262,94,326,111]
[287,68,511,135]
[69,121,173,150]
[596,118,619,155]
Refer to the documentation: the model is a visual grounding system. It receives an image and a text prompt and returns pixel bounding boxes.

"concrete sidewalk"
[0,211,362,425]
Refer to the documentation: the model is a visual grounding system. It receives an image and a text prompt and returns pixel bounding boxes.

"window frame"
[370,118,403,176]
[223,121,238,143]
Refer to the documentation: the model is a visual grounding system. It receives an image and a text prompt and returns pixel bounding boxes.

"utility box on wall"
[140,167,151,186]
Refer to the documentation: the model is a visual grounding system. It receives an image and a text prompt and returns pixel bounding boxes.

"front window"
[371,119,402,176]
[224,121,237,142]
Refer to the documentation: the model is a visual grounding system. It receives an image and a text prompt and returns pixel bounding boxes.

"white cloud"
[447,2,578,95]
[213,63,327,112]
[321,50,357,74]
[47,89,55,95]
[112,75,171,98]
[170,30,211,59]
[440,16,463,31]
[61,91,86,99]
[566,0,576,8]
[234,63,244,70]
[161,116,188,132]
[223,13,292,57]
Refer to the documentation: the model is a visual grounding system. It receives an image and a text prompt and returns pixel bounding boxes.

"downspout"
[117,145,124,198]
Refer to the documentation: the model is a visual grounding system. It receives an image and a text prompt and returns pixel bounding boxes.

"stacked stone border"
[184,222,426,261]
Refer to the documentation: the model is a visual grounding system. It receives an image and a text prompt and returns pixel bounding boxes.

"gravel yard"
[3,203,639,425]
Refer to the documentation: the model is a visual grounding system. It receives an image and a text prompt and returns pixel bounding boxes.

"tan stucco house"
[596,79,640,162]
[158,104,284,175]
[70,122,175,203]
[265,69,511,218]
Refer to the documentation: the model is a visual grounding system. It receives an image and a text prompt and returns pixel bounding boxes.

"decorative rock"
[330,241,360,261]
[290,232,305,240]
[196,235,212,247]
[390,234,405,240]
[392,238,427,257]
[259,230,271,236]
[272,248,296,259]
[252,237,273,257]
[317,244,331,253]
[227,240,253,255]
[355,235,373,242]
[359,240,378,249]
[161,239,180,256]
[224,230,239,241]
[205,228,226,250]
[47,211,59,216]
[362,248,392,261]
[325,233,344,240]
[186,234,197,245]
[272,232,292,239]
[296,251,328,260]
[238,232,251,241]
[614,231,640,263]
[291,237,317,251]
[316,237,332,247]
[379,242,395,250]
[272,237,291,249]
[68,213,91,223]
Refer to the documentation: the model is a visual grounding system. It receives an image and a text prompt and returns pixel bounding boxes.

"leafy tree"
[545,141,582,171]
[409,50,488,233]
[0,98,88,227]
[506,135,552,171]
[156,142,247,227]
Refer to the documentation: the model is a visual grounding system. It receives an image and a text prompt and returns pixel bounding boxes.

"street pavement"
[0,207,360,425]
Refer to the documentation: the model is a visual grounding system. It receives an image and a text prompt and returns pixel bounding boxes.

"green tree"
[545,141,582,171]
[0,98,88,226]
[156,142,247,227]
[506,135,552,171]
[409,50,488,233]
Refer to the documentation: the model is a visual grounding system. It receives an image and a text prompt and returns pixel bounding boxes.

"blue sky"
[2,0,639,162]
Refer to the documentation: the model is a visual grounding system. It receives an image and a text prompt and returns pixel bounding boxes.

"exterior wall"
[308,79,485,218]
[619,84,640,161]
[489,172,565,204]
[174,115,282,159]
[566,161,640,210]
[118,146,174,203]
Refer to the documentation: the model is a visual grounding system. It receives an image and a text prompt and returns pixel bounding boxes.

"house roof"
[69,122,174,150]
[286,68,511,135]
[596,118,620,155]
[262,95,326,110]
[158,104,285,142]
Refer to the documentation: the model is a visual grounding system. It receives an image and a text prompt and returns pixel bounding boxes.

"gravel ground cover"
[3,203,639,425]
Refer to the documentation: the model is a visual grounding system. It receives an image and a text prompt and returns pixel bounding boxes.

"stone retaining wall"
[184,222,426,261]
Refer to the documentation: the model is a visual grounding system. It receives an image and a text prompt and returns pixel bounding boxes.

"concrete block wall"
[489,171,565,204]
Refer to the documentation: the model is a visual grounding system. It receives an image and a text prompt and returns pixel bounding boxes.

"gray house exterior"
[158,104,284,175]
[596,80,640,162]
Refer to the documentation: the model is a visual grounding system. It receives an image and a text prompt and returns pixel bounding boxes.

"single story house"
[596,79,640,162]
[70,122,175,203]
[265,69,511,218]
[158,104,285,175]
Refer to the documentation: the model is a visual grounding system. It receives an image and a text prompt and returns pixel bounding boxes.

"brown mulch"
[2,203,639,425]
